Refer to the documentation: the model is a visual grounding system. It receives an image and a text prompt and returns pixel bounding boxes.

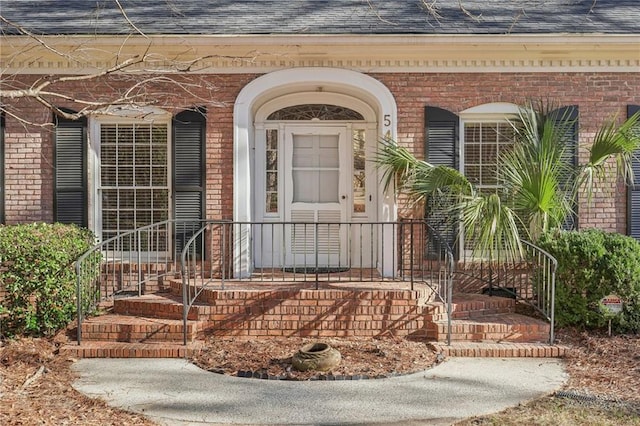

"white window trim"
[88,107,173,244]
[458,102,520,259]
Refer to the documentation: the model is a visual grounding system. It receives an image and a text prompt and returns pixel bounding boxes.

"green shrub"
[0,223,96,337]
[538,229,640,333]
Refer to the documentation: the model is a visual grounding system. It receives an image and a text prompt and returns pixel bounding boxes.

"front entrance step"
[113,293,212,321]
[427,293,517,321]
[60,341,203,358]
[429,341,569,358]
[80,314,204,343]
[450,293,516,318]
[429,313,550,343]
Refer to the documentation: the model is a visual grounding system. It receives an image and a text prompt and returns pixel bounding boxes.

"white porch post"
[233,99,252,278]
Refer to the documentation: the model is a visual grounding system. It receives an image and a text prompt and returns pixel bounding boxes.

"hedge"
[0,223,96,337]
[538,229,640,333]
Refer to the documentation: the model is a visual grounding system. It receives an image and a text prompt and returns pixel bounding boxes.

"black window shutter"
[173,107,206,254]
[628,105,640,240]
[425,106,459,168]
[424,106,459,255]
[548,105,579,230]
[54,116,87,227]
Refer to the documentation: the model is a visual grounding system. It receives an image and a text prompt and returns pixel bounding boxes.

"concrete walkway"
[72,358,567,425]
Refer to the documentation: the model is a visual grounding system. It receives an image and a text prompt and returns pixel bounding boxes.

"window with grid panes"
[463,122,515,190]
[463,121,516,251]
[100,123,169,251]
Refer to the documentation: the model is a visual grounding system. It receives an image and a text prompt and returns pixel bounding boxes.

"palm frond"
[581,111,640,200]
[459,193,524,263]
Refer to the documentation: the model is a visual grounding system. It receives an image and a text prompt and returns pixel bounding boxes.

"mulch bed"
[1,328,639,424]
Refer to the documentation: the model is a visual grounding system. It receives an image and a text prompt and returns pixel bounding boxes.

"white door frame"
[234,68,398,277]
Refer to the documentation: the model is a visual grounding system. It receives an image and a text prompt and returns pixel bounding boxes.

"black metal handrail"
[180,220,456,345]
[74,219,205,345]
[454,239,557,344]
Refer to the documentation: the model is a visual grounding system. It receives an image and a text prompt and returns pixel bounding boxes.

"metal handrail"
[454,238,557,344]
[522,240,557,344]
[74,219,205,345]
[75,219,457,347]
[180,219,457,346]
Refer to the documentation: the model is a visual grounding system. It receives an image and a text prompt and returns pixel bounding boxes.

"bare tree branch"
[114,0,149,39]
[459,1,482,22]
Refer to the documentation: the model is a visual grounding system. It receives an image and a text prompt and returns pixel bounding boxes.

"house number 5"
[383,114,391,127]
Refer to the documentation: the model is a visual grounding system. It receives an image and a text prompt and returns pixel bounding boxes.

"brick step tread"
[60,341,203,358]
[113,294,211,320]
[80,314,204,342]
[429,313,550,343]
[450,294,515,313]
[436,313,550,329]
[429,342,569,358]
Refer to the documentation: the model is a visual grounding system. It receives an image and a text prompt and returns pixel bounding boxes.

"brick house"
[2,0,638,246]
[1,0,638,352]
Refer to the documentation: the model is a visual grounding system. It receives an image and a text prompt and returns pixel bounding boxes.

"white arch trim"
[233,67,398,277]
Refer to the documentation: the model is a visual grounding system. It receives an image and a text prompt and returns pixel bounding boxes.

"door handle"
[341,195,347,200]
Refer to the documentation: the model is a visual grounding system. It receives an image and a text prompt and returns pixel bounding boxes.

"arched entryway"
[233,68,397,277]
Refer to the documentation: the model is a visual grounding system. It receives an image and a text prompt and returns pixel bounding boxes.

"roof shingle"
[1,0,638,36]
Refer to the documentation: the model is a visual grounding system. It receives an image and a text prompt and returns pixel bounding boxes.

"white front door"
[284,126,349,268]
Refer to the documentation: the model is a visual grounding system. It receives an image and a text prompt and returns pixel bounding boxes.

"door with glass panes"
[284,126,349,268]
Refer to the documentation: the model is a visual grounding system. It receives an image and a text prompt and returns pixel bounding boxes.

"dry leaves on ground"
[0,337,155,426]
[557,329,640,404]
[190,335,438,380]
[1,329,639,425]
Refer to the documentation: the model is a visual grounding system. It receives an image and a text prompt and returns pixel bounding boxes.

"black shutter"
[628,105,640,240]
[54,115,87,227]
[549,105,579,230]
[173,108,206,254]
[425,106,459,255]
[0,114,4,224]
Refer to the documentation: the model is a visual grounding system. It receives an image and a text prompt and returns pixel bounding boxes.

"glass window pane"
[292,136,315,167]
[99,122,169,249]
[266,171,278,192]
[465,124,481,143]
[266,192,278,213]
[353,129,366,214]
[465,144,480,164]
[466,165,480,185]
[318,170,339,203]
[319,135,339,168]
[267,104,364,121]
[293,170,316,202]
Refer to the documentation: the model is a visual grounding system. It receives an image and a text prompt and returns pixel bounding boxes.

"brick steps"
[426,293,516,321]
[74,283,555,358]
[429,341,569,358]
[60,341,203,358]
[114,294,211,320]
[80,314,204,343]
[429,313,550,342]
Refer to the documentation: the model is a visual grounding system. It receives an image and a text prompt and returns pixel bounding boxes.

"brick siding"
[2,71,639,232]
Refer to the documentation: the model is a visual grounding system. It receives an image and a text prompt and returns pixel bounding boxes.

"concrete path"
[72,358,567,425]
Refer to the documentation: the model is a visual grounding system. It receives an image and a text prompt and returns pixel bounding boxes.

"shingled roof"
[1,0,638,36]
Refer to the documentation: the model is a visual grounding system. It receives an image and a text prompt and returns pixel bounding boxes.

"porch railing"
[74,219,205,345]
[455,239,557,344]
[181,220,456,345]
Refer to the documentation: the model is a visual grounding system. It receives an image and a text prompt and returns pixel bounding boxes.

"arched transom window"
[267,104,365,121]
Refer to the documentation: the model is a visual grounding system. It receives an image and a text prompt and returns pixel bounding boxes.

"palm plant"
[377,102,640,263]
